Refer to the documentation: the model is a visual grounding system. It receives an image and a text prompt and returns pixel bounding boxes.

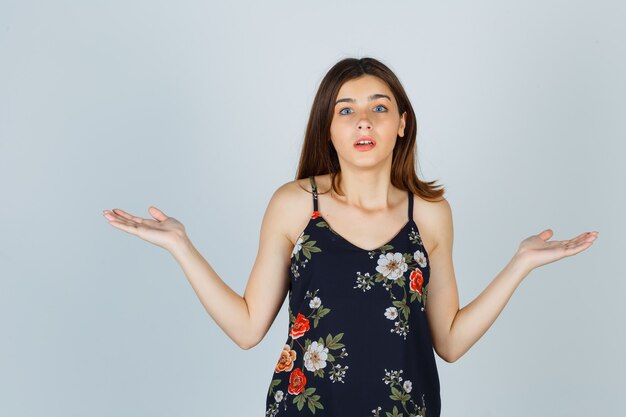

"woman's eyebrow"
[335,94,391,105]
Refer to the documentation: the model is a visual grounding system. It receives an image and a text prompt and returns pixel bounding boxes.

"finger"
[562,239,595,256]
[553,231,589,247]
[564,233,598,249]
[538,229,554,241]
[103,210,131,225]
[105,212,137,229]
[106,218,139,236]
[563,232,595,247]
[111,208,145,224]
[148,206,168,222]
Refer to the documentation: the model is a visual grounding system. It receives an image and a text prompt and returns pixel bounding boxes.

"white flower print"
[375,252,408,281]
[413,249,427,268]
[383,369,403,384]
[329,363,349,383]
[309,296,321,309]
[373,370,426,417]
[291,234,304,258]
[384,306,398,320]
[403,380,412,393]
[392,320,410,339]
[353,271,374,291]
[274,390,284,402]
[303,341,329,372]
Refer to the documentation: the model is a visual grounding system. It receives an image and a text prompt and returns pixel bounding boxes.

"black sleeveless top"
[265,176,441,417]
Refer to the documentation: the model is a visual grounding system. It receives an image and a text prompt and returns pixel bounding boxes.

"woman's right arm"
[170,183,295,349]
[105,182,298,350]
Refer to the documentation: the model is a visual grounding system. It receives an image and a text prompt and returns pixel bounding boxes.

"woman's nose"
[358,119,373,131]
[357,112,373,130]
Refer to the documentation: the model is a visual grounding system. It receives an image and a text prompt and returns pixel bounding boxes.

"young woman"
[102,57,598,417]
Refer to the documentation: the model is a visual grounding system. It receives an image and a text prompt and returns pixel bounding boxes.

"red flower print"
[409,269,423,295]
[288,367,307,395]
[290,313,310,339]
[275,344,297,373]
[311,211,321,219]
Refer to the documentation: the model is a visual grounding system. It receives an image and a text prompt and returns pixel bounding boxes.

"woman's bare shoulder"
[411,193,451,256]
[269,177,320,246]
[273,177,314,203]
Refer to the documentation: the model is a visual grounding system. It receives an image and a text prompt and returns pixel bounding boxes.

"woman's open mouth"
[354,136,376,152]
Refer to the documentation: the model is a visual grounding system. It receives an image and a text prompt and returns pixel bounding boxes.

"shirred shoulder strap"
[309,176,319,212]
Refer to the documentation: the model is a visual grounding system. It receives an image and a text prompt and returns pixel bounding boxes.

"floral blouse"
[265,176,441,416]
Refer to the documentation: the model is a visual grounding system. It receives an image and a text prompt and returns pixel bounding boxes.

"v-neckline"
[315,213,415,252]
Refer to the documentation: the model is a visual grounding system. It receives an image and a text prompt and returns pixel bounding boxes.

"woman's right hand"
[103,206,187,252]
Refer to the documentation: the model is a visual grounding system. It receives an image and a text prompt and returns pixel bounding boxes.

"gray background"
[1,1,624,416]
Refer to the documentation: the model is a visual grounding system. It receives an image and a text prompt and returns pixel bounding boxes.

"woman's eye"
[339,105,387,115]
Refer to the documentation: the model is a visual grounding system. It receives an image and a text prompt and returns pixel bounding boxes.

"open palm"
[516,228,598,273]
[102,206,186,251]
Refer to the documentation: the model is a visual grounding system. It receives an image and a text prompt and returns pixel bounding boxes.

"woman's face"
[329,74,407,170]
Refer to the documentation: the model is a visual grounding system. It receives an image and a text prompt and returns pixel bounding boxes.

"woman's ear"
[398,111,407,138]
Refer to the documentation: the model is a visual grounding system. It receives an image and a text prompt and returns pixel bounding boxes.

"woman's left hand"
[515,229,599,274]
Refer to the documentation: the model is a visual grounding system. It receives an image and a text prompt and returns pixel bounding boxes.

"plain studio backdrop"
[1,1,623,416]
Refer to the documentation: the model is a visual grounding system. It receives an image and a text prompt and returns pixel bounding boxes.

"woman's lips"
[353,136,376,146]
[354,136,376,151]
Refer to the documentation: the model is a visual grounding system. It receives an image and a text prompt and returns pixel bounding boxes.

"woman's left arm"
[423,199,598,363]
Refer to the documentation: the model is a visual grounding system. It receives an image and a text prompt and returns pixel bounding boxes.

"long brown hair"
[295,57,445,202]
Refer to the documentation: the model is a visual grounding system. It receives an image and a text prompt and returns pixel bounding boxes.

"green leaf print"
[385,405,403,417]
[392,300,410,321]
[315,220,349,246]
[294,394,306,411]
[390,386,402,400]
[307,395,324,414]
[390,386,411,402]
[302,239,321,259]
[325,332,344,349]
[294,387,320,412]
[267,378,281,397]
[289,306,296,324]
[313,307,330,328]
[379,244,394,252]
[291,233,322,281]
